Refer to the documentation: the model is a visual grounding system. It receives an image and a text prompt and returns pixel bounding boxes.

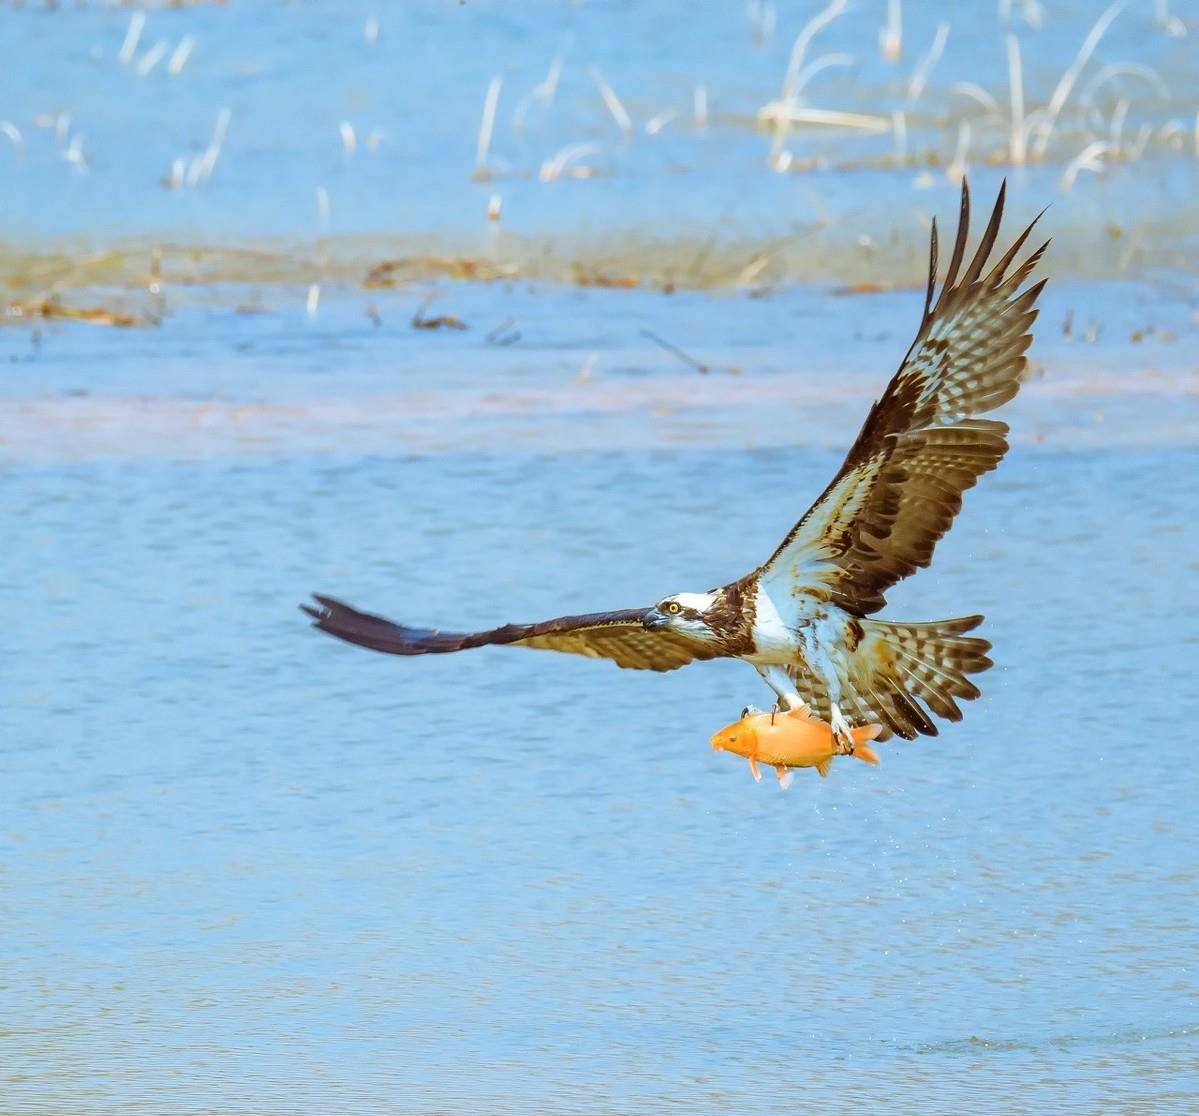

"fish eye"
[665,601,682,615]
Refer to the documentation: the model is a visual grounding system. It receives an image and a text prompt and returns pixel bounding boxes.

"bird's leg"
[755,665,812,717]
[829,702,856,756]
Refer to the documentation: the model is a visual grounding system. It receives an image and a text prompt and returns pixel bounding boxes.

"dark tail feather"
[301,594,476,655]
[863,614,992,740]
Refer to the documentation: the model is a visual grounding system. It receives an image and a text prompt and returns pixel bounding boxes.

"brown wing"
[301,594,720,671]
[784,615,991,741]
[760,179,1048,614]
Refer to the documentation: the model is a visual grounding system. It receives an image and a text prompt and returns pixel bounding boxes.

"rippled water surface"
[2,277,1198,1112]
[4,1,1199,1110]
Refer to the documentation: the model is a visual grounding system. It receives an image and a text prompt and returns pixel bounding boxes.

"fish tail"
[853,741,881,766]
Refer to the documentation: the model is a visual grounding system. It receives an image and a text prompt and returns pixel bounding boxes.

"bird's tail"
[859,615,992,739]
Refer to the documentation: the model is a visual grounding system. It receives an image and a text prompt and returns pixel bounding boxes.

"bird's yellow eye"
[665,601,682,615]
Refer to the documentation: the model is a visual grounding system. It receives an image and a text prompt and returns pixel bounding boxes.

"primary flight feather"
[303,180,1047,750]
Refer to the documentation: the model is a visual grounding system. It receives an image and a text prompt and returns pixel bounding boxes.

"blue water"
[3,1,1197,272]
[3,279,1199,1111]
[4,1,1199,1111]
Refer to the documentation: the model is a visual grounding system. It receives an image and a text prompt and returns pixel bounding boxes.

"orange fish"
[710,707,883,787]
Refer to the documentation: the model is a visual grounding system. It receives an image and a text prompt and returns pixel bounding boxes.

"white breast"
[744,583,805,665]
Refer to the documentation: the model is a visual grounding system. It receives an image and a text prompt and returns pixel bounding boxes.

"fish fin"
[775,766,794,790]
[855,742,881,765]
[784,706,820,724]
[854,722,885,743]
[748,758,762,782]
[815,758,833,778]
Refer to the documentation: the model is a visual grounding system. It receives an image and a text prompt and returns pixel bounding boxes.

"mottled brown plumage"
[301,595,719,672]
[787,615,992,741]
[303,180,1047,745]
[761,180,1047,615]
[702,577,758,657]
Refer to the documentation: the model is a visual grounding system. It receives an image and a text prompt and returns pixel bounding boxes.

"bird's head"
[643,591,720,642]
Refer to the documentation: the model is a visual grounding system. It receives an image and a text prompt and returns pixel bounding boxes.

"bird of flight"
[304,180,1046,752]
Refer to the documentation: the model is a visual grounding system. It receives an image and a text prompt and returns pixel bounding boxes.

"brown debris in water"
[411,295,467,331]
[572,266,640,289]
[4,297,140,328]
[833,281,893,295]
[641,328,741,376]
[365,255,517,288]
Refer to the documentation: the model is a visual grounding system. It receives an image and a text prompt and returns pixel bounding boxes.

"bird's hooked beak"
[643,607,669,631]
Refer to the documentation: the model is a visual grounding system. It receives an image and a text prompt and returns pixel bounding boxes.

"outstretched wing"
[760,179,1048,614]
[786,615,992,741]
[301,594,721,671]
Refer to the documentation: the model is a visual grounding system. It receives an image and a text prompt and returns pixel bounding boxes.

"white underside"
[742,583,845,671]
[741,583,856,742]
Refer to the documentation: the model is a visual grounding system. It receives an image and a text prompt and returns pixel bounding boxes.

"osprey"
[303,180,1047,751]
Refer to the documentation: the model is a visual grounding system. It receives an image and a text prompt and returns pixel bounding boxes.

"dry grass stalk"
[1031,0,1129,160]
[952,82,1000,118]
[167,35,196,75]
[136,39,170,76]
[880,0,902,61]
[118,12,145,65]
[758,106,890,133]
[748,0,777,44]
[645,109,678,136]
[512,54,564,133]
[770,0,847,157]
[539,141,601,183]
[473,76,503,180]
[1006,34,1026,166]
[906,21,949,103]
[947,120,971,182]
[590,68,634,138]
[782,0,848,99]
[1,120,23,157]
[1081,63,1169,106]
[1060,139,1111,189]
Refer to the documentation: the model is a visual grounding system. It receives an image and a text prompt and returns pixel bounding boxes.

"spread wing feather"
[760,180,1048,614]
[787,616,991,741]
[301,594,719,671]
